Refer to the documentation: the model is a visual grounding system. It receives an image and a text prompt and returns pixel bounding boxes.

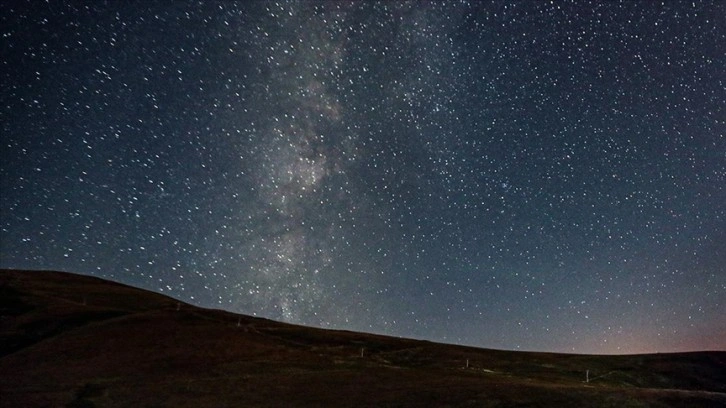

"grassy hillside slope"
[1,269,724,407]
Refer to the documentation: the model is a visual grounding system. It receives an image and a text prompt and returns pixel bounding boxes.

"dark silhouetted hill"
[1,269,725,407]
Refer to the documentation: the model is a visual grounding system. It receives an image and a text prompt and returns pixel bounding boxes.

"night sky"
[2,1,725,354]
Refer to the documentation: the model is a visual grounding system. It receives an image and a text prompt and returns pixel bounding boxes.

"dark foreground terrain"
[1,269,724,407]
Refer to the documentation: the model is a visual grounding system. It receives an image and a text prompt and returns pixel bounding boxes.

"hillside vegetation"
[1,269,725,407]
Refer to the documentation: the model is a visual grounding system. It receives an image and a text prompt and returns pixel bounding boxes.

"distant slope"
[1,269,725,408]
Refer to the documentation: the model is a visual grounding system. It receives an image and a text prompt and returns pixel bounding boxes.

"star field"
[2,1,725,354]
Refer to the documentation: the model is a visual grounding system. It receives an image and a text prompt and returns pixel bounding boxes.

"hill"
[1,269,725,407]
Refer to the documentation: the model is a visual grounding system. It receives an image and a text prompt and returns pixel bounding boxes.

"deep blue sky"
[2,1,725,354]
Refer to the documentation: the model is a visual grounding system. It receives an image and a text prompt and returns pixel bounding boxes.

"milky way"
[2,1,725,354]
